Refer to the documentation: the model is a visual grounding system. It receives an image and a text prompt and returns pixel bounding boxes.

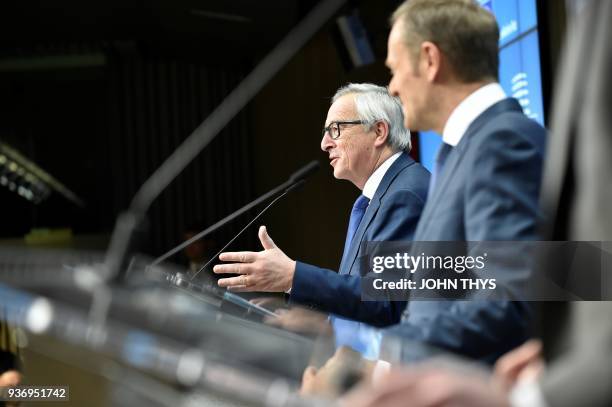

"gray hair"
[332,83,411,152]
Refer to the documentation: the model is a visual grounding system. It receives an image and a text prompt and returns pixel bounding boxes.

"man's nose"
[321,132,335,152]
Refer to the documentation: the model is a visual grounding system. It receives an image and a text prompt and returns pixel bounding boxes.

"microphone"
[288,160,320,183]
[149,160,319,269]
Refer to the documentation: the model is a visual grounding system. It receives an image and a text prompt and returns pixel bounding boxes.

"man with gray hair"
[213,83,429,333]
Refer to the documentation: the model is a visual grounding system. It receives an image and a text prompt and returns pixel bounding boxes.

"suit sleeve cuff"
[288,261,308,301]
[289,261,322,307]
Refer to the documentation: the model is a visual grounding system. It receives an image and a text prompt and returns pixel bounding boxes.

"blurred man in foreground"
[381,0,546,362]
[340,0,612,405]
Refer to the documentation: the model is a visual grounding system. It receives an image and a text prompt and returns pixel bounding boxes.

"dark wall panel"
[0,46,254,259]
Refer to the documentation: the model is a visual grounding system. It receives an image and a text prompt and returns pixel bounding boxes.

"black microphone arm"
[288,160,320,183]
[149,160,319,269]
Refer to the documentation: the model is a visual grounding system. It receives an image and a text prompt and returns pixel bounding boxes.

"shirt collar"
[442,83,506,147]
[362,152,402,199]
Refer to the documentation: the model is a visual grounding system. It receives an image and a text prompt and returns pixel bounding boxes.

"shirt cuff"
[510,381,549,407]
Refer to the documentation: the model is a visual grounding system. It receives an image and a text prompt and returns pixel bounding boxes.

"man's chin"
[404,118,414,131]
[333,169,347,181]
[403,113,420,131]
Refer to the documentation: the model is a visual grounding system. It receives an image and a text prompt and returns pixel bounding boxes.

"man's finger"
[302,366,318,382]
[219,251,256,262]
[0,370,21,387]
[218,276,248,287]
[213,264,249,274]
[259,226,277,250]
[300,366,319,395]
[495,339,542,382]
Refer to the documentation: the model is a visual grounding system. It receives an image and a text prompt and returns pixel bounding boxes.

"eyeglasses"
[322,120,368,140]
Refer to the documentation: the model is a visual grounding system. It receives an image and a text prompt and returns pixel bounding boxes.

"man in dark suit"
[342,2,612,404]
[382,0,546,362]
[213,83,430,345]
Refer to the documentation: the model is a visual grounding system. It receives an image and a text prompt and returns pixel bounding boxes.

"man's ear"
[373,120,390,147]
[421,41,442,82]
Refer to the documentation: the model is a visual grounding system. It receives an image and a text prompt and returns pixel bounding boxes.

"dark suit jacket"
[289,153,430,327]
[388,98,547,362]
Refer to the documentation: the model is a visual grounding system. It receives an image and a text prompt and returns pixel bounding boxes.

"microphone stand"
[149,177,306,269]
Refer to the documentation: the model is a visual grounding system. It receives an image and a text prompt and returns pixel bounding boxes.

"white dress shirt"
[443,83,548,406]
[442,83,507,147]
[331,151,402,360]
[362,152,402,198]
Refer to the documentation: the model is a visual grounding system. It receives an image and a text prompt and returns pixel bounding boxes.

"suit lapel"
[414,98,524,237]
[339,153,415,275]
[416,138,470,234]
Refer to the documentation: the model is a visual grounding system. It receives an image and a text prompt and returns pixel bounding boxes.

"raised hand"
[214,226,296,292]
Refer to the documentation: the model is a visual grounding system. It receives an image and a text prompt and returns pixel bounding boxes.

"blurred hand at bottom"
[0,370,22,407]
[494,339,544,390]
[301,347,376,399]
[340,367,510,407]
[0,369,21,386]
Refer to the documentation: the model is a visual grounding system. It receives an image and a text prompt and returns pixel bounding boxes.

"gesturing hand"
[340,368,510,407]
[214,226,296,292]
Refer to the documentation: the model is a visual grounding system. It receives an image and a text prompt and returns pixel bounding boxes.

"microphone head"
[288,160,320,183]
[283,179,306,194]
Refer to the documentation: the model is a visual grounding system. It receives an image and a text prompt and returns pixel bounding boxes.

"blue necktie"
[428,142,453,196]
[333,195,380,360]
[341,194,370,266]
